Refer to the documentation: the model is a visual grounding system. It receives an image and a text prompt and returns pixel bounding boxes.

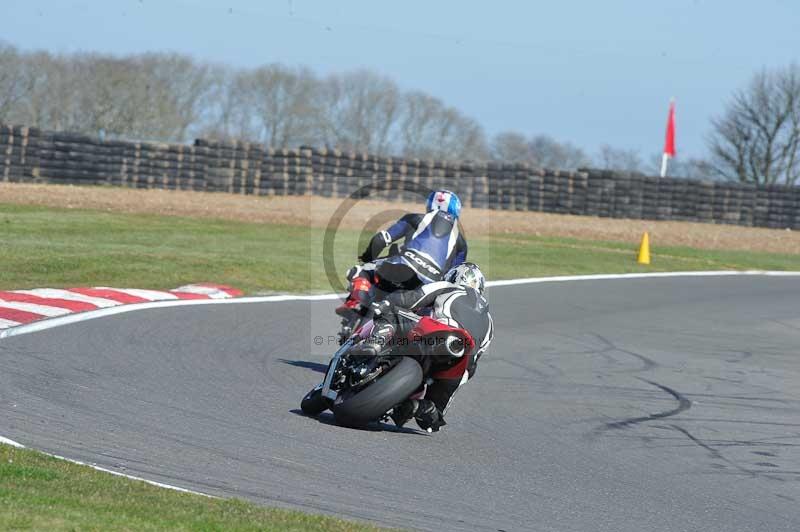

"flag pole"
[660,98,676,178]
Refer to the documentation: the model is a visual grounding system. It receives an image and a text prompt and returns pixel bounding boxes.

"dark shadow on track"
[289,409,425,435]
[279,359,329,373]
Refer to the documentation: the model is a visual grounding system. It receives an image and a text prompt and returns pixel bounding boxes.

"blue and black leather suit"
[360,210,468,287]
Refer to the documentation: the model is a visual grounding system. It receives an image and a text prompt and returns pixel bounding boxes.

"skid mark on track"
[725,351,753,363]
[769,319,800,333]
[703,375,744,384]
[601,379,691,430]
[664,424,793,482]
[591,334,659,373]
[493,357,549,378]
[679,417,800,428]
[666,424,744,470]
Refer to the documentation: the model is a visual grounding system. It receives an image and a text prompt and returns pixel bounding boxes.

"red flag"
[663,100,676,157]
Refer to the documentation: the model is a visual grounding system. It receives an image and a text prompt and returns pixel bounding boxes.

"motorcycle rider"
[356,262,493,432]
[336,189,468,318]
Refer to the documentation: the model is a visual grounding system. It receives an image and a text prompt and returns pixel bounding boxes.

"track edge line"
[2,270,798,340]
[0,436,215,498]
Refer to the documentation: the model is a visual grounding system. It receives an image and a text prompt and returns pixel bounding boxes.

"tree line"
[0,43,486,161]
[1,42,798,185]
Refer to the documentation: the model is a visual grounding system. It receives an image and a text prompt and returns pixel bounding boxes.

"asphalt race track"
[1,275,799,531]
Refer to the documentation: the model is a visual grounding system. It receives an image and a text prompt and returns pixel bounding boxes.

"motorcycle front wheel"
[331,357,423,428]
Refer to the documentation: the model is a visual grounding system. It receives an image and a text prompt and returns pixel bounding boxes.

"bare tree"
[69,54,125,134]
[708,64,800,185]
[399,91,442,157]
[196,65,254,141]
[317,69,401,154]
[490,131,590,168]
[21,51,79,130]
[399,91,488,160]
[0,42,30,122]
[596,144,644,172]
[1,46,491,159]
[19,52,215,141]
[452,115,489,161]
[491,131,529,161]
[230,64,319,147]
[141,53,217,141]
[430,107,488,160]
[528,135,590,169]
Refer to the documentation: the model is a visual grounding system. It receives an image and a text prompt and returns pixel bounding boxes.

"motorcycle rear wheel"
[332,357,423,428]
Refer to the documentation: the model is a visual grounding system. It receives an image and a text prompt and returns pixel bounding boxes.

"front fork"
[321,337,355,401]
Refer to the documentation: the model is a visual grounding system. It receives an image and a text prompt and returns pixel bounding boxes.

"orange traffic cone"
[637,232,651,265]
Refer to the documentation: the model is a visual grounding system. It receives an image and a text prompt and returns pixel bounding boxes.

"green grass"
[487,234,800,275]
[0,445,387,531]
[1,203,798,293]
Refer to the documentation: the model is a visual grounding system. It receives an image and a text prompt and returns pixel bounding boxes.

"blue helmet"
[426,189,462,218]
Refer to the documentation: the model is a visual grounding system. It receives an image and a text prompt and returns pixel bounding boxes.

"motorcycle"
[301,308,476,428]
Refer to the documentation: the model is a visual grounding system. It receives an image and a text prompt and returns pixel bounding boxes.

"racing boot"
[335,272,372,318]
[390,399,418,428]
[414,399,446,432]
[390,399,445,432]
[335,297,361,319]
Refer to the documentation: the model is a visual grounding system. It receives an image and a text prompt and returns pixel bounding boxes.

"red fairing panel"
[431,355,470,380]
[408,316,476,380]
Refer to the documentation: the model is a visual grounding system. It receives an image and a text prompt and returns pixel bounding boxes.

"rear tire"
[332,357,423,428]
[301,386,329,416]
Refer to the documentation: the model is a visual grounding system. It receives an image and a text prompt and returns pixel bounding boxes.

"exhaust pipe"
[430,334,464,358]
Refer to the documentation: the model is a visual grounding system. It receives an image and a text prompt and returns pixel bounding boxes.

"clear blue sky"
[5,0,800,159]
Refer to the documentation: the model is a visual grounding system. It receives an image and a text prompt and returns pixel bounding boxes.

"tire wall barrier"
[3,124,800,229]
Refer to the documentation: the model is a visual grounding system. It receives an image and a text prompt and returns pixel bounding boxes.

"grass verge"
[1,203,798,293]
[0,444,386,531]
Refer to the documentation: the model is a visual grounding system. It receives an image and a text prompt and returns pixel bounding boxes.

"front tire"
[332,357,423,427]
[301,386,329,416]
